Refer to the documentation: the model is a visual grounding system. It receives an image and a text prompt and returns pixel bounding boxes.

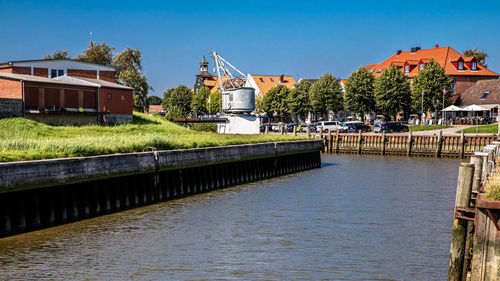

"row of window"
[457,61,477,71]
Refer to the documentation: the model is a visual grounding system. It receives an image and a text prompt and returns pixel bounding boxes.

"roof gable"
[457,79,500,106]
[250,74,296,96]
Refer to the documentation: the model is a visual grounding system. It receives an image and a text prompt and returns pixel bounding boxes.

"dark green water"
[0,154,461,280]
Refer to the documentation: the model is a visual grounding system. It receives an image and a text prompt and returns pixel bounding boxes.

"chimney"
[279,73,284,83]
[435,44,439,48]
[396,50,402,55]
[410,46,421,53]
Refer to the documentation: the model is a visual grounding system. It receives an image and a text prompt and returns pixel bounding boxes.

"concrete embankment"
[0,140,322,238]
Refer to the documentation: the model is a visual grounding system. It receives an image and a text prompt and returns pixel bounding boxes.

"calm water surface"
[0,154,461,280]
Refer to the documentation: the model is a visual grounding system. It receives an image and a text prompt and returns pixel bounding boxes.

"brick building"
[363,45,499,95]
[0,59,133,124]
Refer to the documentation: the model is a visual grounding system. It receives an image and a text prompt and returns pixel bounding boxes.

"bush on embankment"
[0,113,306,162]
[485,167,500,200]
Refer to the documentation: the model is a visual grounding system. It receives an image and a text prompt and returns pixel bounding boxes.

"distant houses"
[0,59,133,124]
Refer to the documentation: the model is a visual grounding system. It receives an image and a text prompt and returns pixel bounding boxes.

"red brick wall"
[0,67,12,73]
[67,69,97,79]
[12,67,31,75]
[99,71,116,82]
[99,87,133,114]
[34,68,48,77]
[0,78,22,99]
[453,75,499,94]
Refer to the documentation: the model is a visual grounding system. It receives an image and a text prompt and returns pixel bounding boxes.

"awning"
[442,105,462,112]
[462,104,488,111]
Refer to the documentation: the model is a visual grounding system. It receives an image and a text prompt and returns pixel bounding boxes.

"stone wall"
[0,98,23,117]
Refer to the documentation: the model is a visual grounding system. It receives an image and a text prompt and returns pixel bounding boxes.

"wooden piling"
[293,125,297,136]
[358,131,362,154]
[436,130,443,158]
[306,125,310,137]
[335,131,340,153]
[265,125,269,134]
[381,131,386,156]
[448,163,475,281]
[406,130,413,156]
[460,131,465,159]
[328,130,332,153]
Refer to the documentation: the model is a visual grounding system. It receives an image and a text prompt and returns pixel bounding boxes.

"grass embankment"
[485,167,500,200]
[407,125,450,132]
[0,113,306,163]
[456,124,498,134]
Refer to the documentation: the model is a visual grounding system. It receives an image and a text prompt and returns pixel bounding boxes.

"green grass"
[407,125,450,132]
[0,113,307,163]
[456,124,498,134]
[485,168,500,201]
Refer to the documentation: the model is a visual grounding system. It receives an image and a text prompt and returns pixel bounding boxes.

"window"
[270,78,274,82]
[451,79,456,93]
[377,68,384,74]
[480,92,489,100]
[458,61,463,70]
[471,61,477,71]
[50,69,64,78]
[419,63,424,71]
[404,65,409,73]
[259,78,264,82]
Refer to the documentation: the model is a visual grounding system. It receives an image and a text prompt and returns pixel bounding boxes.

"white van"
[316,121,341,133]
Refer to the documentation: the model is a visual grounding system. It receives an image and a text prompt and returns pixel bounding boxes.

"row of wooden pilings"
[0,151,321,238]
[448,140,500,281]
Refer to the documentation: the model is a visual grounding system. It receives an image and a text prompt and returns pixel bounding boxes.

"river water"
[0,154,461,280]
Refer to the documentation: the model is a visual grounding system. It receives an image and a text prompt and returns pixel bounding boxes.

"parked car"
[286,123,297,132]
[338,121,371,133]
[373,122,409,133]
[316,121,341,133]
[296,124,307,132]
[270,123,280,132]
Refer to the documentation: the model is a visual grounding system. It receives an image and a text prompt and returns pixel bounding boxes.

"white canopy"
[442,105,462,112]
[462,104,488,112]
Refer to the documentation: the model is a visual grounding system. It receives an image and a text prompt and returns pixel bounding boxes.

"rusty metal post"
[407,130,413,157]
[448,163,475,281]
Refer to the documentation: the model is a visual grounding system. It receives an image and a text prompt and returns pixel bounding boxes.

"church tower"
[193,55,213,94]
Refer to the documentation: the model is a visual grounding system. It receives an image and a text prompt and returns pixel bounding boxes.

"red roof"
[364,46,499,78]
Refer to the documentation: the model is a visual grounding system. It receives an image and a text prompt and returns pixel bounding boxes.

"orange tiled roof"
[252,74,296,95]
[364,46,499,78]
[148,105,164,113]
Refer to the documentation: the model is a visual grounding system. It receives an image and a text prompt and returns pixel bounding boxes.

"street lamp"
[432,100,438,125]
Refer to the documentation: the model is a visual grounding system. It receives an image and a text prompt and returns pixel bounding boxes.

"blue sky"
[1,0,499,97]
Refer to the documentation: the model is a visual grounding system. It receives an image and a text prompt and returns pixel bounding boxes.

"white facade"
[244,74,263,98]
[218,114,260,134]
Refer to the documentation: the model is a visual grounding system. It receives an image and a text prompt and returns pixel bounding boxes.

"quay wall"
[0,140,322,238]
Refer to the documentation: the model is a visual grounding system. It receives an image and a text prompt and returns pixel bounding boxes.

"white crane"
[212,51,247,92]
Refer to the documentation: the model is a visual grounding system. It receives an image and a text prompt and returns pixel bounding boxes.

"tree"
[411,60,453,114]
[344,68,376,120]
[44,50,71,59]
[113,47,151,112]
[463,48,488,68]
[309,73,344,119]
[191,87,210,116]
[207,91,221,115]
[374,65,411,119]
[76,41,115,65]
[147,95,162,105]
[288,79,312,121]
[162,85,193,119]
[261,85,290,117]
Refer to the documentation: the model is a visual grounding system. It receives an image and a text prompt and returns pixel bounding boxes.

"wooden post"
[293,125,297,136]
[407,130,413,157]
[328,130,332,153]
[381,130,386,156]
[436,130,443,158]
[280,124,284,135]
[448,163,475,281]
[470,155,483,193]
[265,125,269,135]
[357,130,362,154]
[319,126,323,139]
[306,125,310,137]
[460,130,465,159]
[335,130,340,153]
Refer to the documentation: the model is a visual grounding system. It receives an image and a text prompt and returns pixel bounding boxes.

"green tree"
[192,87,210,116]
[162,85,193,119]
[261,85,290,117]
[113,47,151,112]
[44,50,71,59]
[463,48,488,68]
[207,91,221,115]
[411,59,453,113]
[76,41,115,65]
[344,68,376,119]
[288,79,312,121]
[147,95,162,105]
[309,73,344,119]
[374,65,411,119]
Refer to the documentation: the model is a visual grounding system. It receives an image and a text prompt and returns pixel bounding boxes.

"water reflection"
[0,155,461,280]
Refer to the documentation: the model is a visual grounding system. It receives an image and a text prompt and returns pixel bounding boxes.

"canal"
[0,154,461,280]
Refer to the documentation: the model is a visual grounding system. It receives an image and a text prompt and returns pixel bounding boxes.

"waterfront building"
[0,58,133,124]
[245,74,296,98]
[363,45,499,95]
[193,56,218,94]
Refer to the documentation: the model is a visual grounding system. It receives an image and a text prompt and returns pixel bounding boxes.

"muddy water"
[0,154,461,280]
